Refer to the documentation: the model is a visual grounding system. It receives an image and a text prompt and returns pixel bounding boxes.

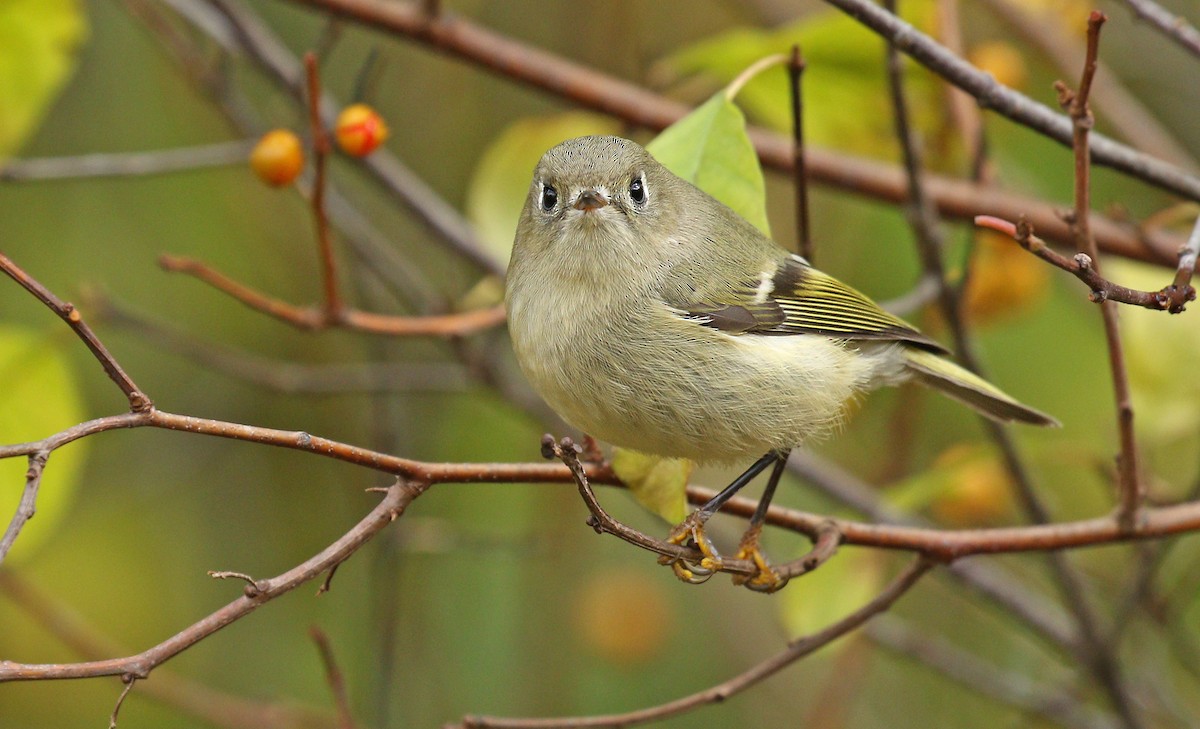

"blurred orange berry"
[964,229,1049,325]
[249,129,304,187]
[574,570,673,665]
[930,445,1013,526]
[335,103,389,157]
[969,41,1028,91]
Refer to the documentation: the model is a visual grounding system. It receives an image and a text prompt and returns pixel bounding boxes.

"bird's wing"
[674,254,948,353]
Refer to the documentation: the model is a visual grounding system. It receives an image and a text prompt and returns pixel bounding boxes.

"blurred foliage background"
[2,0,1200,727]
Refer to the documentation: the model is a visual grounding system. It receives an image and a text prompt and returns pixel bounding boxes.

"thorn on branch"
[208,570,265,597]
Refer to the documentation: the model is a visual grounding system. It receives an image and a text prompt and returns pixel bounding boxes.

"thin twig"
[974,216,1195,311]
[456,556,933,728]
[303,52,344,319]
[787,45,812,262]
[309,627,356,729]
[984,0,1199,171]
[159,254,506,336]
[0,451,48,565]
[0,141,253,181]
[275,0,1187,263]
[0,481,420,681]
[109,677,137,729]
[93,294,471,394]
[1060,12,1144,532]
[869,616,1119,729]
[281,0,1200,204]
[1120,0,1200,58]
[0,253,151,411]
[0,570,339,728]
[819,0,1200,200]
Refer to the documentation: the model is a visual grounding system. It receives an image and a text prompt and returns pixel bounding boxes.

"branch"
[303,52,344,319]
[820,0,1200,200]
[455,556,933,728]
[0,141,253,181]
[0,479,420,682]
[0,253,150,411]
[0,452,47,565]
[0,570,340,728]
[1120,0,1200,58]
[277,0,1185,265]
[975,216,1196,311]
[159,254,506,336]
[1060,12,1144,534]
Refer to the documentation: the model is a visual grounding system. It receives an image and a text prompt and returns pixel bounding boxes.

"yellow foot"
[731,526,789,593]
[657,511,723,584]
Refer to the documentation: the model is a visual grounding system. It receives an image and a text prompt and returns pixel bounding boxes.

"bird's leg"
[659,452,777,583]
[732,450,790,593]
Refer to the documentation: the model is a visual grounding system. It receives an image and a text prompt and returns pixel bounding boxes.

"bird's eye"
[629,176,647,205]
[540,184,558,211]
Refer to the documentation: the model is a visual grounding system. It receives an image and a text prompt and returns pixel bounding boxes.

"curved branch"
[456,556,933,728]
[0,480,421,682]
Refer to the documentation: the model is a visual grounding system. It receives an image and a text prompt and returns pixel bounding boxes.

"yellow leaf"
[611,448,692,524]
[0,0,87,158]
[0,326,88,563]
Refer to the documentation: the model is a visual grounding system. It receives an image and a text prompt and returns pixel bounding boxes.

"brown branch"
[456,556,933,728]
[92,294,472,394]
[159,253,506,336]
[277,0,1184,265]
[304,52,344,319]
[309,627,356,729]
[109,677,137,729]
[11,404,1200,562]
[984,0,1199,171]
[0,570,339,728]
[974,216,1195,311]
[787,45,811,262]
[1060,13,1144,534]
[0,479,420,682]
[0,452,47,565]
[0,252,150,411]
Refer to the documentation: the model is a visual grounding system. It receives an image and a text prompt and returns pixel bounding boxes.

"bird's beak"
[573,188,608,212]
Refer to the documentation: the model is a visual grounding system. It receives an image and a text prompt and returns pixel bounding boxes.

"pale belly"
[511,297,901,462]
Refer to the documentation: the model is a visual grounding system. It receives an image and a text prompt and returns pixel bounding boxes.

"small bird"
[506,135,1056,590]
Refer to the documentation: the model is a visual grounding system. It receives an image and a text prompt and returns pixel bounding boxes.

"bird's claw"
[658,511,723,584]
[731,526,789,593]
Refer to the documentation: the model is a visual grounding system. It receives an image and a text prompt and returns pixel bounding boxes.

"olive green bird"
[506,136,1056,591]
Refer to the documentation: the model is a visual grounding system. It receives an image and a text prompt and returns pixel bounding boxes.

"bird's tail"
[903,348,1059,427]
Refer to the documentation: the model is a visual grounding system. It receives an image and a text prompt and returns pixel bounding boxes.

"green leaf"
[646,92,771,235]
[0,0,88,158]
[610,448,691,524]
[0,325,88,563]
[654,6,940,161]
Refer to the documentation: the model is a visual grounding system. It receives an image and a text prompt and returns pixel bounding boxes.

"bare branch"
[0,253,150,411]
[455,556,933,728]
[0,141,253,182]
[1120,0,1200,58]
[275,0,1185,264]
[0,480,421,682]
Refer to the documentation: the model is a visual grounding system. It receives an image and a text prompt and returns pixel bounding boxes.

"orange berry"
[335,103,389,157]
[250,129,304,187]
